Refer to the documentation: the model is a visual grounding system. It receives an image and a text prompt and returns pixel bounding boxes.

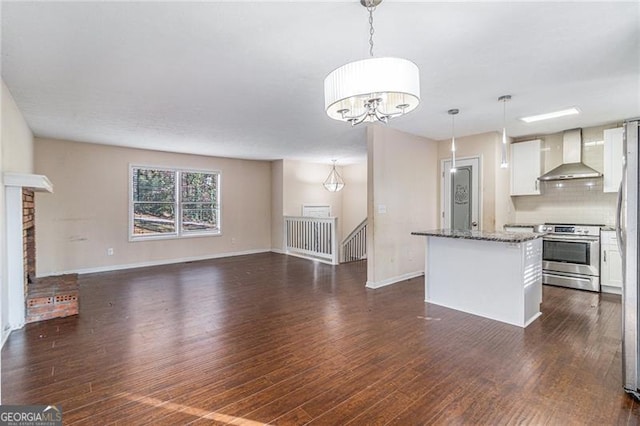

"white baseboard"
[39,248,272,277]
[280,251,336,265]
[601,285,622,295]
[270,248,286,255]
[1,327,12,350]
[366,271,424,289]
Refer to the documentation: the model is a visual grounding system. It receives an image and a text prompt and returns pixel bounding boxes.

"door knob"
[472,221,478,227]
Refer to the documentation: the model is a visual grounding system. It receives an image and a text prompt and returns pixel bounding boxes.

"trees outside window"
[130,166,220,239]
[181,172,219,233]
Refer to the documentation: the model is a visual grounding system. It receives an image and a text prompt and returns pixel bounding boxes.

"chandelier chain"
[367,0,376,57]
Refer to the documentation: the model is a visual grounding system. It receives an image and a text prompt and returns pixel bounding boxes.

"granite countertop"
[411,229,542,243]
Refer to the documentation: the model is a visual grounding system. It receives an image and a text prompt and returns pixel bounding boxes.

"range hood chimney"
[538,128,602,181]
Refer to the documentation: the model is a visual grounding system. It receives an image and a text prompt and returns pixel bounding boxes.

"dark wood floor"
[3,252,639,425]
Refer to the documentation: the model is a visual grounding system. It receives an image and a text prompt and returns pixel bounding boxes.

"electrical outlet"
[107,248,114,256]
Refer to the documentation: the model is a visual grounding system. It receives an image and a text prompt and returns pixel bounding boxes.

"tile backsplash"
[513,179,617,225]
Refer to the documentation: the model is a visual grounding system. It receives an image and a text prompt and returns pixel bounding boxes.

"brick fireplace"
[21,189,79,324]
[23,189,36,291]
[2,173,81,345]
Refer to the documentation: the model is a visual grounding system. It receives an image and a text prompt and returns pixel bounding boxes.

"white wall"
[341,162,367,237]
[282,160,343,215]
[34,138,272,275]
[366,125,439,288]
[1,80,33,175]
[2,80,35,341]
[0,79,35,400]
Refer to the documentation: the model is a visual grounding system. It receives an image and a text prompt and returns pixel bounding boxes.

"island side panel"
[426,236,527,327]
[522,238,543,326]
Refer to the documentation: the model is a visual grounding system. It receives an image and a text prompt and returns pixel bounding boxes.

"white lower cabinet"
[601,230,622,294]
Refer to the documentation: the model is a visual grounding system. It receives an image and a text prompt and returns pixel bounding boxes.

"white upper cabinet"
[603,127,624,193]
[510,139,542,196]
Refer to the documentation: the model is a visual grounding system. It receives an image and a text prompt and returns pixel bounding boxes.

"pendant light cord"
[451,113,456,139]
[503,98,507,133]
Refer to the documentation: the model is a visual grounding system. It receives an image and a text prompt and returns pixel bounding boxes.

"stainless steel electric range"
[538,223,603,292]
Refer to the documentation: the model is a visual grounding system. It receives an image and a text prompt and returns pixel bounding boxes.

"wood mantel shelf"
[3,172,53,192]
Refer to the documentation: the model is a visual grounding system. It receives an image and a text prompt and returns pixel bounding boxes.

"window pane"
[181,172,219,232]
[133,168,175,202]
[182,203,219,232]
[181,172,217,203]
[133,203,176,235]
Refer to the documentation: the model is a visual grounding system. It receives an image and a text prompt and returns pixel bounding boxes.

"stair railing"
[284,216,338,265]
[341,218,367,263]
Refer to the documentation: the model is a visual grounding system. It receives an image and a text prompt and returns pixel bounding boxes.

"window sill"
[129,231,222,242]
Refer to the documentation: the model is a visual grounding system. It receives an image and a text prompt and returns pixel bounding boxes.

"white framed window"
[302,204,331,218]
[129,165,221,240]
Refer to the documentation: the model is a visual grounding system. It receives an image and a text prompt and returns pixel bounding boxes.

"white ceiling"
[2,1,639,164]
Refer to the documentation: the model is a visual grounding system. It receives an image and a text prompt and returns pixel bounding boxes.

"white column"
[6,186,25,330]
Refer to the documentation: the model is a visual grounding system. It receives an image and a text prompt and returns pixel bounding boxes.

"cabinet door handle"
[535,180,538,191]
[604,250,607,262]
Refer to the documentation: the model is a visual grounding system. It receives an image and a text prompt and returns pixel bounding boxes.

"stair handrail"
[341,218,368,245]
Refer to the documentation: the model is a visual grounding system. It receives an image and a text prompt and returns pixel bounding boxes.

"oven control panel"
[539,224,602,236]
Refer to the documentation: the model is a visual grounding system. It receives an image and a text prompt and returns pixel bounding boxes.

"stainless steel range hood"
[538,128,602,181]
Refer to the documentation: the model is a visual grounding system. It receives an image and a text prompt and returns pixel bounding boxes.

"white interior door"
[442,157,481,230]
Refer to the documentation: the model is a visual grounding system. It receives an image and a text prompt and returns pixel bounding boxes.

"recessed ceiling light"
[520,107,580,123]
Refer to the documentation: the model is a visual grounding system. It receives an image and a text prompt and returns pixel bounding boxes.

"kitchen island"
[411,229,543,328]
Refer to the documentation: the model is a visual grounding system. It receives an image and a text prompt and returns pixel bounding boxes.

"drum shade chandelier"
[323,160,345,192]
[324,0,420,126]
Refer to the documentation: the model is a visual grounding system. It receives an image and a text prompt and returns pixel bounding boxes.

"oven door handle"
[543,237,599,244]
